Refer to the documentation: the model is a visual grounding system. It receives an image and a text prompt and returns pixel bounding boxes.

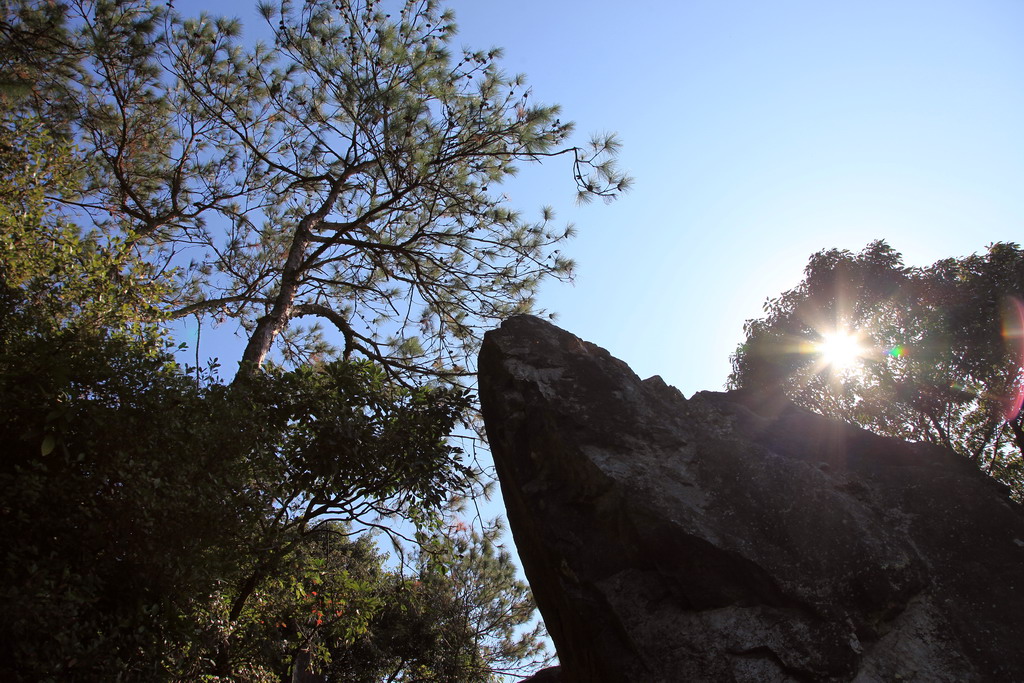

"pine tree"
[8,0,630,378]
[2,1,629,678]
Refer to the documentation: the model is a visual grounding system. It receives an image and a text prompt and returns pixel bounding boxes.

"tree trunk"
[291,650,328,683]
[238,229,311,373]
[1009,417,1024,458]
[236,176,355,374]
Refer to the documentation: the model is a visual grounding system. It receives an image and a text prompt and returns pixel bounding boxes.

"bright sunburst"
[818,329,866,372]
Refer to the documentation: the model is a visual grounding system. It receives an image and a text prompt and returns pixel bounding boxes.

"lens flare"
[1002,296,1024,421]
[818,330,865,371]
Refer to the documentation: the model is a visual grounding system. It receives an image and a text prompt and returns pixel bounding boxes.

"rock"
[478,315,1024,682]
[521,665,563,682]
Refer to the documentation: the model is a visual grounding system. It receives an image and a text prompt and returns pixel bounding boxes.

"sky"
[440,0,1024,395]
[173,0,1024,396]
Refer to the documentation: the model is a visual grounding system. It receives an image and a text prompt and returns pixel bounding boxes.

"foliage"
[395,526,551,681]
[0,114,541,681]
[0,0,77,104]
[730,240,1024,497]
[8,0,630,377]
[0,300,246,680]
[209,524,551,682]
[325,525,549,682]
[0,114,166,335]
[0,0,626,677]
[0,282,486,680]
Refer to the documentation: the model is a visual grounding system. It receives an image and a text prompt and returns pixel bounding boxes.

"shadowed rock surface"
[520,665,563,682]
[478,315,1024,682]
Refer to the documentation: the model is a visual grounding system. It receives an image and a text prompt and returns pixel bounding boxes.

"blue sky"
[441,0,1024,394]
[175,0,1024,395]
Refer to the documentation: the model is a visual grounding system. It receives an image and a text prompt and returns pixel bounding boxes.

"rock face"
[478,316,1024,682]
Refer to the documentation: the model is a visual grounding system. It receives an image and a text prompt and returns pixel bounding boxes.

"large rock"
[478,315,1024,682]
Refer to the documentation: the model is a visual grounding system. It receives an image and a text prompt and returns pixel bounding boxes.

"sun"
[818,329,866,371]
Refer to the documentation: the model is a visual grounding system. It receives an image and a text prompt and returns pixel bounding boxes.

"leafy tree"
[400,526,551,681]
[0,116,243,679]
[0,277,484,680]
[335,525,549,682]
[0,304,247,680]
[226,524,550,682]
[1,0,626,677]
[0,113,543,682]
[0,114,165,334]
[8,0,629,378]
[730,240,1024,497]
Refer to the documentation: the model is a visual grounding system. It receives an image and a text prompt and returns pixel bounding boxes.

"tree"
[0,113,543,682]
[0,258,510,680]
[730,240,1024,497]
[0,113,166,334]
[364,525,550,682]
[249,524,551,682]
[2,1,627,677]
[0,115,249,679]
[8,0,629,378]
